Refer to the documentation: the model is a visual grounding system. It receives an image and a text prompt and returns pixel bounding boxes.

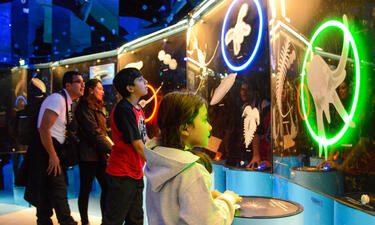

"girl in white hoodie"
[144,91,241,225]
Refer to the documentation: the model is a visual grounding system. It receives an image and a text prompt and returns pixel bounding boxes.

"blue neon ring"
[221,0,263,71]
[14,95,27,107]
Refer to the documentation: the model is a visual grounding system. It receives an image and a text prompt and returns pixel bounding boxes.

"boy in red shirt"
[102,68,148,225]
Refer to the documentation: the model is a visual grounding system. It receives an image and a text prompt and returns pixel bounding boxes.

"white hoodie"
[144,140,236,225]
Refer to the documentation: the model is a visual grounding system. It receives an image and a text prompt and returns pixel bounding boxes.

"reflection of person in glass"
[318,78,375,192]
[239,80,263,169]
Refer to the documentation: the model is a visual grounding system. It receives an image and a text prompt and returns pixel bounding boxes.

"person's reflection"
[318,78,375,192]
[239,80,270,170]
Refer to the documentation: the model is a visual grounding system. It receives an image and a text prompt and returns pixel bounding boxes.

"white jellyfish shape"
[210,73,237,105]
[158,50,166,61]
[163,54,172,65]
[169,59,177,70]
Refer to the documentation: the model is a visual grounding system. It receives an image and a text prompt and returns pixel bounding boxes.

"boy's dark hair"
[113,68,142,98]
[62,71,82,88]
[157,91,212,173]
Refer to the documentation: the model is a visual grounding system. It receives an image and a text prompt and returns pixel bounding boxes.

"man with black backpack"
[24,71,84,225]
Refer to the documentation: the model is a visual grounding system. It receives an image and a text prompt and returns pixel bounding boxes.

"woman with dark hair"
[75,79,112,225]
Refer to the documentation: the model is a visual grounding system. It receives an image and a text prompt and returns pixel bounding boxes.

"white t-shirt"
[37,89,72,144]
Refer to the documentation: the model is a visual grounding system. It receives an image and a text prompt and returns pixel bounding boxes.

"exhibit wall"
[118,31,187,138]
[186,0,272,169]
[269,0,375,211]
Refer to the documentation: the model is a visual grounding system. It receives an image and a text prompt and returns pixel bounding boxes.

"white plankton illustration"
[225,3,252,56]
[158,50,178,70]
[125,61,144,70]
[188,34,219,69]
[242,105,260,148]
[187,33,219,94]
[306,15,350,157]
[31,77,47,94]
[210,73,237,105]
[272,39,298,150]
[139,82,164,108]
[276,39,296,118]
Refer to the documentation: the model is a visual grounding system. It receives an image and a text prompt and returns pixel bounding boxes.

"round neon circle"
[145,84,158,123]
[297,83,310,121]
[300,20,360,146]
[221,0,263,71]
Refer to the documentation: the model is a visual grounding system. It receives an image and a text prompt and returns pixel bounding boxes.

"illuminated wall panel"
[187,0,271,170]
[269,0,375,210]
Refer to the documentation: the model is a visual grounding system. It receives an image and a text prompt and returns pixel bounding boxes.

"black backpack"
[15,93,48,145]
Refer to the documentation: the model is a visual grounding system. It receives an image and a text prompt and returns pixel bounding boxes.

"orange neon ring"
[297,83,310,120]
[145,84,157,122]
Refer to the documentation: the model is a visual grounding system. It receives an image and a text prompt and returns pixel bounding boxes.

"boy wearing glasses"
[25,71,84,225]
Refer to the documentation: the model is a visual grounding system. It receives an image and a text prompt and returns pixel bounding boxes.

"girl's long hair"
[157,91,212,173]
[80,79,103,110]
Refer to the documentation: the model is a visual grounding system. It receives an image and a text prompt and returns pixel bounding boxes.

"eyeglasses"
[72,80,85,86]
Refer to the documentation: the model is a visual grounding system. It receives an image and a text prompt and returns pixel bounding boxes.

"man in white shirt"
[25,71,84,225]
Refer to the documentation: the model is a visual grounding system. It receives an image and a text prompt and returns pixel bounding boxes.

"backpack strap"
[58,90,70,137]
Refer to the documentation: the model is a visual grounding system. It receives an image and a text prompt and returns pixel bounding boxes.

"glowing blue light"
[112,29,116,35]
[257,162,266,171]
[159,5,166,12]
[153,18,157,23]
[90,26,95,31]
[100,36,105,42]
[14,96,27,107]
[142,5,147,10]
[221,0,263,72]
[100,18,105,22]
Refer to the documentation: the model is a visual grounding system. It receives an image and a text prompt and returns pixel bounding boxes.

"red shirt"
[106,99,146,179]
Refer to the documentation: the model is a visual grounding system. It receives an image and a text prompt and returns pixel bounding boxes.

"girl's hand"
[211,190,222,199]
[224,190,242,203]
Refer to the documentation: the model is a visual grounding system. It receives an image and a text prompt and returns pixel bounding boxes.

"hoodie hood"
[145,139,199,192]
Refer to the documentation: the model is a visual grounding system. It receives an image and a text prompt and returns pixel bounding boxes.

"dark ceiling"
[0,0,201,66]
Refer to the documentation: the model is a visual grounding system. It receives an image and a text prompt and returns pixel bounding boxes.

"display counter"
[225,166,273,197]
[290,166,344,197]
[233,196,304,225]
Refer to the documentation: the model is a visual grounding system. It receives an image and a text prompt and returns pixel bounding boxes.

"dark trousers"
[36,171,76,225]
[102,175,144,225]
[78,161,107,224]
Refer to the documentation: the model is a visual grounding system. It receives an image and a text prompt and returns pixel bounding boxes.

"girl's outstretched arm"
[178,167,238,225]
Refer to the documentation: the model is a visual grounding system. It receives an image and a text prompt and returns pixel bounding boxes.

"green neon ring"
[300,20,360,146]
